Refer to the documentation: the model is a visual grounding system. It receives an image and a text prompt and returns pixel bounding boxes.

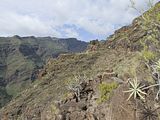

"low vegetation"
[97,82,118,103]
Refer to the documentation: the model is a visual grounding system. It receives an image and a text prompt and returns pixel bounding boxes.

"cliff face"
[0,36,87,107]
[1,2,160,120]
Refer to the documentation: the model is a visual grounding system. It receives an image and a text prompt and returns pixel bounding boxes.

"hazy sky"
[0,0,159,41]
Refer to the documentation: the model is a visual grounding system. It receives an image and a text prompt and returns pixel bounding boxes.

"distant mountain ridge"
[0,36,88,107]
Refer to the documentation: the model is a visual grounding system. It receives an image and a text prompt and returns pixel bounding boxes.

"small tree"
[66,74,88,102]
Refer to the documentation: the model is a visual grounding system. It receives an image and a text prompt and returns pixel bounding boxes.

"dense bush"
[97,82,118,103]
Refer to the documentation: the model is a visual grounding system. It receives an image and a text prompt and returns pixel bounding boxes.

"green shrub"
[156,13,160,21]
[97,82,118,103]
[89,39,99,45]
[155,59,160,71]
[141,50,155,61]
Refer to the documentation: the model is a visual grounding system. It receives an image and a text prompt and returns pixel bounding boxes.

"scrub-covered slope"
[0,36,87,108]
[1,2,160,120]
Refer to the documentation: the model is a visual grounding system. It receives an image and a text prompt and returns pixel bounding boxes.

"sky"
[0,0,159,41]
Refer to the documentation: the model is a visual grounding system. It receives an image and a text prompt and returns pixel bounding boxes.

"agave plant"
[124,78,147,100]
[124,77,160,101]
[140,105,159,120]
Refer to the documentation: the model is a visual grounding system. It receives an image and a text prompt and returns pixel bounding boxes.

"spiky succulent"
[124,78,147,100]
[140,104,159,120]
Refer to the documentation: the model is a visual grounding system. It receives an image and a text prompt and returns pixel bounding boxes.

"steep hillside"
[1,2,160,120]
[0,36,87,107]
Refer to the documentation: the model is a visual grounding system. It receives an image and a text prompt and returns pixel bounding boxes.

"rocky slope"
[1,2,160,120]
[0,36,87,107]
